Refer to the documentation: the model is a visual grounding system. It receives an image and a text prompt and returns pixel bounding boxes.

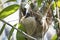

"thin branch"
[0,19,37,40]
[39,0,47,10]
[56,18,60,22]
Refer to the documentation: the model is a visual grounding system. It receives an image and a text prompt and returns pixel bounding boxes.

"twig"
[56,18,60,22]
[0,19,37,40]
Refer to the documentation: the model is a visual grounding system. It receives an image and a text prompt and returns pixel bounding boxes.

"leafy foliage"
[51,34,57,40]
[0,4,19,19]
[0,23,6,35]
[8,24,17,40]
[52,1,56,10]
[16,23,26,40]
[0,0,59,40]
[37,0,43,7]
[56,0,60,7]
[0,0,3,12]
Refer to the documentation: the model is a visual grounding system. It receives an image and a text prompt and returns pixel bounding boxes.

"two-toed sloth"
[20,1,53,40]
[20,7,43,40]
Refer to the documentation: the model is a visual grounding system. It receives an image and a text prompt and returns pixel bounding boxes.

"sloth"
[20,7,43,40]
[20,15,43,40]
[19,2,53,40]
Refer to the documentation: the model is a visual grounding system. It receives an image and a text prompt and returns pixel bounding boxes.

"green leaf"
[52,1,56,10]
[5,0,17,3]
[0,6,3,12]
[0,0,3,12]
[51,34,57,40]
[16,23,26,40]
[37,0,43,7]
[0,4,19,19]
[56,0,60,7]
[8,24,17,40]
[0,23,6,35]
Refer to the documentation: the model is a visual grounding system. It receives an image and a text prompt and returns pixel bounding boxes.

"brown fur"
[20,16,43,40]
